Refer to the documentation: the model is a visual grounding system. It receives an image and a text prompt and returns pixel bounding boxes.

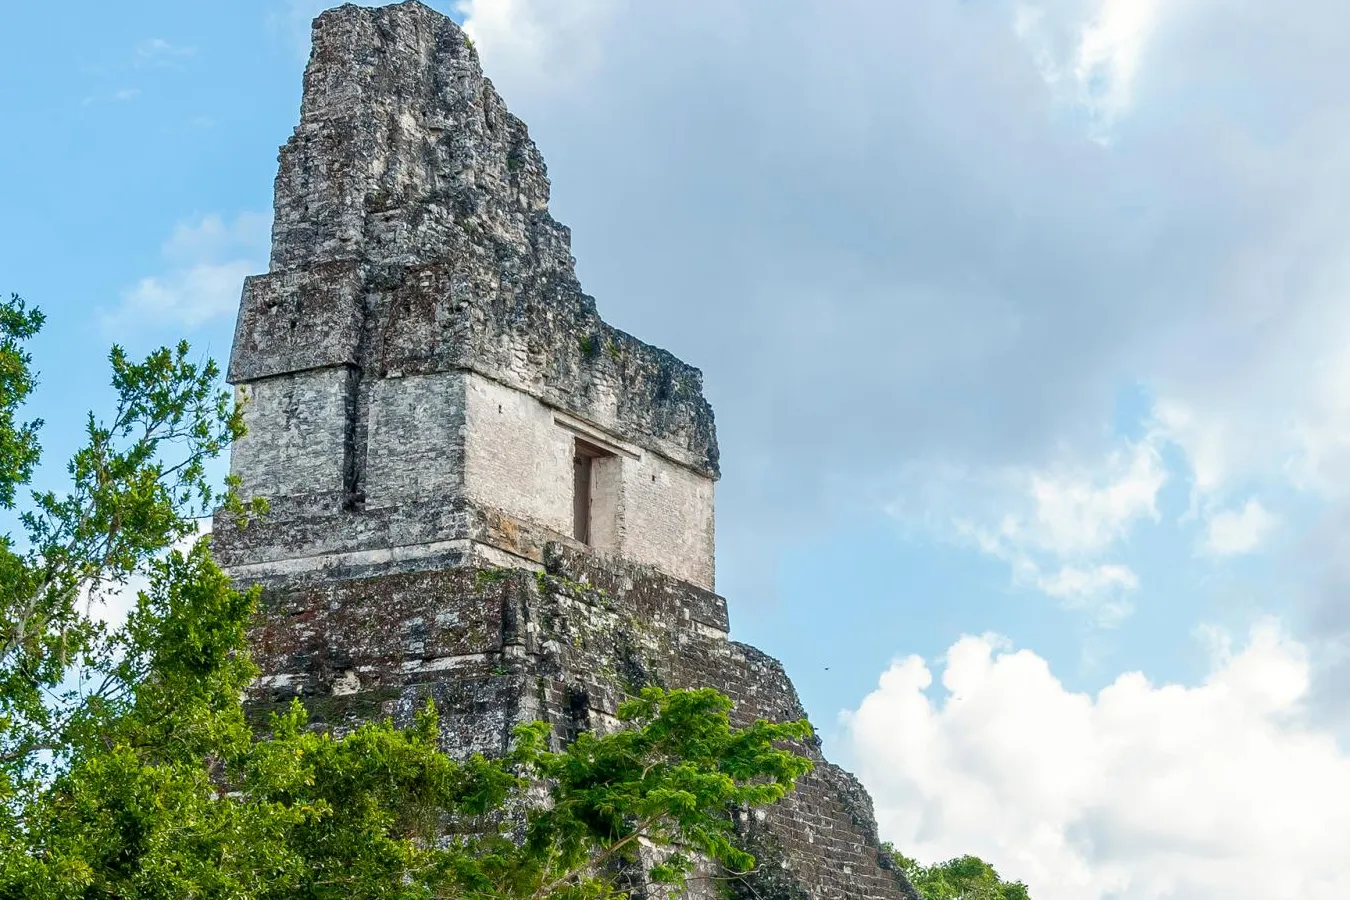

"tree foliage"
[885,845,1031,900]
[4,545,810,898]
[0,295,816,898]
[0,291,255,804]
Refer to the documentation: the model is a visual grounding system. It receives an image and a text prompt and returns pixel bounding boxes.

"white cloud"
[104,212,269,336]
[842,622,1350,900]
[1014,0,1167,137]
[1016,441,1166,556]
[135,38,195,65]
[1148,398,1231,506]
[1074,0,1164,127]
[929,437,1165,622]
[113,262,256,332]
[160,212,269,266]
[1286,336,1350,495]
[1202,498,1278,556]
[458,0,619,94]
[1035,563,1137,623]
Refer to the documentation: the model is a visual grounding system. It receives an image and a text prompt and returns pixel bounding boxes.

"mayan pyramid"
[213,4,918,897]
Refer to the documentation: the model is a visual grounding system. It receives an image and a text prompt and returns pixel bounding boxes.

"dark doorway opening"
[572,438,610,544]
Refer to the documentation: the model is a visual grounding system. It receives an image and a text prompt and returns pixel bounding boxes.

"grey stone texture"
[216,0,719,588]
[245,549,918,900]
[217,3,918,898]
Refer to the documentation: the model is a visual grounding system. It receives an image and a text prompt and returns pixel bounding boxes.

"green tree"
[0,294,815,898]
[885,845,1031,900]
[0,292,249,805]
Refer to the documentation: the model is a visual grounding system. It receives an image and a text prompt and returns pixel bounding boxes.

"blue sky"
[5,1,1350,897]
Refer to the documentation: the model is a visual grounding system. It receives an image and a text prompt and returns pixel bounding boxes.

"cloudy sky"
[3,1,1350,896]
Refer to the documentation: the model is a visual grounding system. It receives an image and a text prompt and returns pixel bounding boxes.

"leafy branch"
[0,296,262,793]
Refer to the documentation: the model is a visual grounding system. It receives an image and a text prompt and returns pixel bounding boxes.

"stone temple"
[213,3,918,898]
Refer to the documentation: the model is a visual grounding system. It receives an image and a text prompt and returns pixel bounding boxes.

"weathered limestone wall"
[463,372,715,589]
[239,0,718,477]
[231,369,354,503]
[618,448,715,591]
[462,373,557,534]
[244,547,918,900]
[218,0,719,590]
[364,372,467,508]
